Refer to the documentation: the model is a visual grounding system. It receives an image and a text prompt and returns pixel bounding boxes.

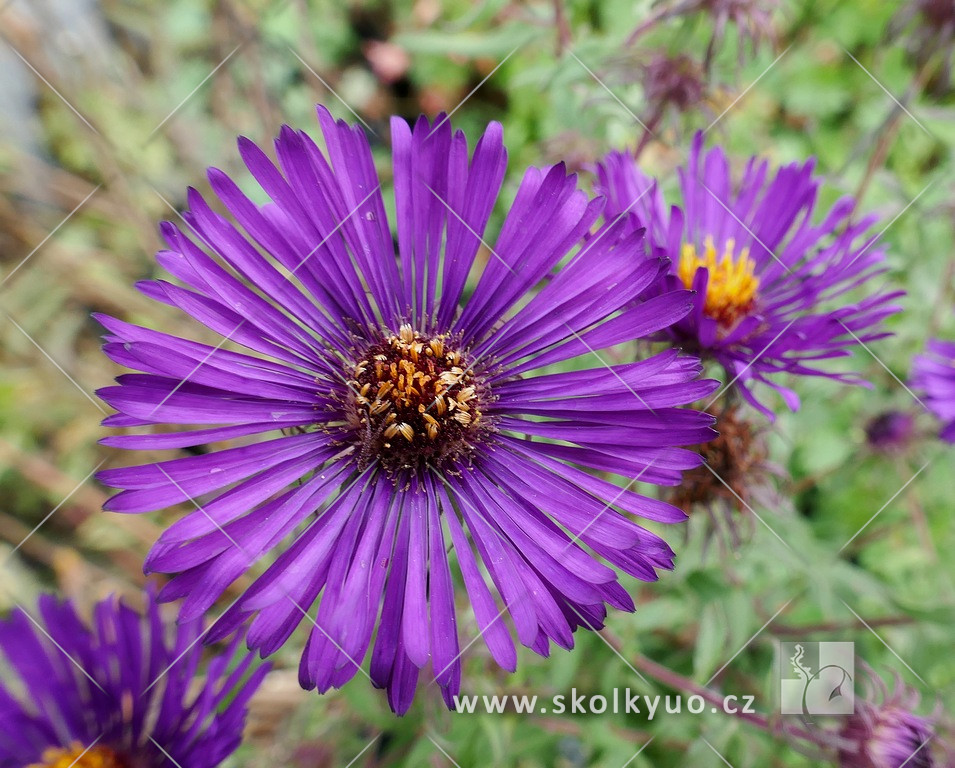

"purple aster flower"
[911,337,955,442]
[595,133,903,417]
[0,590,266,768]
[838,671,938,768]
[96,107,718,713]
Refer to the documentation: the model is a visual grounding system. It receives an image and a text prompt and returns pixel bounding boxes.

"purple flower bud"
[838,673,937,768]
[865,410,917,453]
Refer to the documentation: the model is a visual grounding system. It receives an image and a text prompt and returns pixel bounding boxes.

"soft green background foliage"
[0,0,952,766]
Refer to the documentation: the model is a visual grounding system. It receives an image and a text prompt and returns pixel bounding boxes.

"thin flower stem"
[928,256,955,337]
[552,0,571,54]
[897,457,937,562]
[633,113,662,161]
[852,55,937,209]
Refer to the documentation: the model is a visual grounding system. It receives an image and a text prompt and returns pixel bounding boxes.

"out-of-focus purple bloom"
[864,410,917,453]
[602,49,710,158]
[0,591,265,768]
[96,107,718,713]
[912,338,955,442]
[888,0,955,96]
[838,672,937,768]
[626,0,781,70]
[596,133,903,418]
[625,52,709,156]
[641,53,707,115]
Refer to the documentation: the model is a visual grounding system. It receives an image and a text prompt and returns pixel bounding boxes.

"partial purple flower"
[0,590,265,768]
[838,671,937,768]
[96,107,718,713]
[596,133,903,417]
[912,337,955,442]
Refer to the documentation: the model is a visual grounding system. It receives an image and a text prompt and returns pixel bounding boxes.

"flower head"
[668,402,770,512]
[666,402,778,549]
[596,133,903,417]
[838,672,937,768]
[0,591,265,768]
[97,108,718,713]
[911,337,955,442]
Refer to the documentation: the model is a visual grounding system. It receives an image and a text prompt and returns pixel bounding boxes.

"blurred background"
[0,0,953,765]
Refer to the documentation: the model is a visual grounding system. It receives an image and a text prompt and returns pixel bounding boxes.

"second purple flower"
[596,134,903,417]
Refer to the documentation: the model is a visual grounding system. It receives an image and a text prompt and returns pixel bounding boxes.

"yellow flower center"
[27,743,128,768]
[677,235,759,326]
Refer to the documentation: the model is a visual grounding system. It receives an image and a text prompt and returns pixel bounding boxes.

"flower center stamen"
[27,743,129,768]
[348,324,485,473]
[677,235,759,326]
